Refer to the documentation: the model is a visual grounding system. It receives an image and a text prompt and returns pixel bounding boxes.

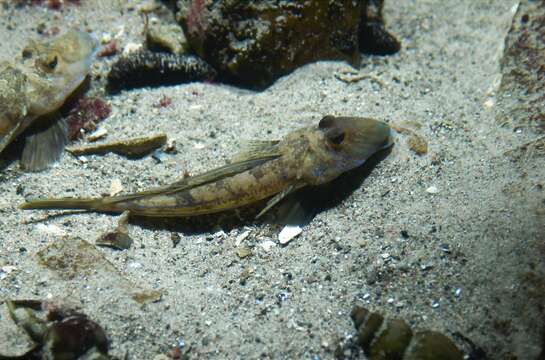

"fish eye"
[46,55,58,70]
[326,128,345,145]
[22,48,33,59]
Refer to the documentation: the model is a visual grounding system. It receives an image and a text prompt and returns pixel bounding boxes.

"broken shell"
[260,240,276,252]
[109,178,124,196]
[87,127,108,142]
[96,231,132,250]
[278,225,302,245]
[66,133,167,158]
[425,186,439,194]
[96,211,132,250]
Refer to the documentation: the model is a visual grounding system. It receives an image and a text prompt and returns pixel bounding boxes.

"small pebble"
[439,243,451,253]
[407,133,428,155]
[426,185,439,194]
[235,230,251,246]
[260,240,276,252]
[165,138,176,152]
[278,225,302,244]
[109,178,124,196]
[454,288,462,298]
[236,246,252,259]
[171,233,181,248]
[431,300,440,308]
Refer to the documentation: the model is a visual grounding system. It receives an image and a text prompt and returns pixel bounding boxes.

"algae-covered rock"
[176,0,399,89]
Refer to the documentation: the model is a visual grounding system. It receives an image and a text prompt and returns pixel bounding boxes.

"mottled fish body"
[21,116,393,217]
[0,30,98,170]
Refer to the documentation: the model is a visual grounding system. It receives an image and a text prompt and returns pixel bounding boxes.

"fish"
[20,116,393,218]
[0,30,98,171]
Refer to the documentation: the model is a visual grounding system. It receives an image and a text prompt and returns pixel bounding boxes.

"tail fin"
[19,197,107,211]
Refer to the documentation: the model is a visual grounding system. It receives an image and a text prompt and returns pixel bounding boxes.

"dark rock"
[176,0,399,89]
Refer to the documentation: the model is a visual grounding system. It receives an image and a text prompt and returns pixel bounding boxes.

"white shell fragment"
[235,229,251,246]
[110,178,124,196]
[278,225,302,245]
[260,240,276,252]
[425,185,439,194]
[87,127,108,141]
[0,265,17,280]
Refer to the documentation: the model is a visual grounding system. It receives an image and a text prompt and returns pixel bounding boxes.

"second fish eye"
[47,55,58,70]
[327,129,345,145]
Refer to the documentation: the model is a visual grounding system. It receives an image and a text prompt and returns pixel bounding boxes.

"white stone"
[278,225,302,244]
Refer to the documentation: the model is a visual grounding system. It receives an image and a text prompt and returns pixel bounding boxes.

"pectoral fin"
[230,140,281,163]
[256,183,303,219]
[20,114,68,171]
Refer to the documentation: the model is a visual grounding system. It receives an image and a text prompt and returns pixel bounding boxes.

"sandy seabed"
[0,1,543,359]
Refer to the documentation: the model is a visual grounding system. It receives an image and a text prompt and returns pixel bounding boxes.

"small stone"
[407,133,428,155]
[483,98,495,108]
[439,243,451,253]
[426,185,439,194]
[278,225,302,244]
[420,263,434,270]
[0,265,17,280]
[260,240,276,252]
[101,33,112,44]
[109,178,124,196]
[366,269,378,285]
[454,288,462,298]
[165,138,176,152]
[236,246,252,259]
[171,233,181,248]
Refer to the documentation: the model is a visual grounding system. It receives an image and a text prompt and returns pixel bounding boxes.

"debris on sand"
[66,133,167,158]
[1,299,111,359]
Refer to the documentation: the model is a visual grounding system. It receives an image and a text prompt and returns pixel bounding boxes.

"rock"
[146,23,188,54]
[176,0,399,89]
